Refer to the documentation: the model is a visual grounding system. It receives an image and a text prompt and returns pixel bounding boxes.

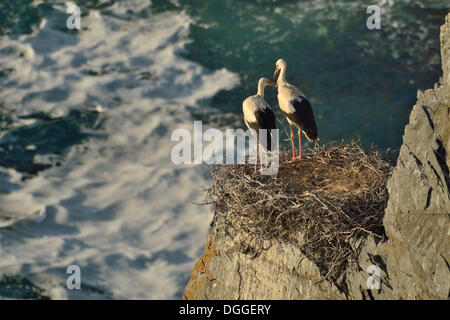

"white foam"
[0,0,239,299]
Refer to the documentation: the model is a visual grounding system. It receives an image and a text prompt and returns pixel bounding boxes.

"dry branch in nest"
[204,143,393,288]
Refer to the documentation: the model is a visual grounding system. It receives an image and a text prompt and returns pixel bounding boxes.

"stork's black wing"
[255,107,277,131]
[284,96,318,141]
[246,107,277,151]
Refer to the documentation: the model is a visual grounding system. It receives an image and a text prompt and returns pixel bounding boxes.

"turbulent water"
[0,0,448,299]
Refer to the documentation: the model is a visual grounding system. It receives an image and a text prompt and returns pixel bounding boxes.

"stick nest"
[205,143,394,288]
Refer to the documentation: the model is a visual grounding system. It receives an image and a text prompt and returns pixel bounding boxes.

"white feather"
[242,95,270,126]
[277,82,305,115]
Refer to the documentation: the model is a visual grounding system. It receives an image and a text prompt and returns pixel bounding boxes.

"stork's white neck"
[257,82,265,99]
[277,66,287,85]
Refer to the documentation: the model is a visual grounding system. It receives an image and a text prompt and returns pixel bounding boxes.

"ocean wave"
[0,0,238,299]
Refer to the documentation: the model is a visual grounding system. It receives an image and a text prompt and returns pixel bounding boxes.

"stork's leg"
[259,142,264,172]
[297,128,302,159]
[254,142,259,173]
[289,124,296,163]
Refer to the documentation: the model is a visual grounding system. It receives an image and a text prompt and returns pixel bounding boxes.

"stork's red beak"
[267,80,276,86]
[273,67,280,79]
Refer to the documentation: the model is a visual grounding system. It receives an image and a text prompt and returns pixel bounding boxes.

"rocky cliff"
[183,14,450,300]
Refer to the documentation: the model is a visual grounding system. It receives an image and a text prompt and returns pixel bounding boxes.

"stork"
[242,77,277,172]
[273,59,318,162]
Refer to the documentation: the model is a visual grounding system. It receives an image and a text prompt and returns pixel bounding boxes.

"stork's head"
[273,59,287,79]
[258,77,276,88]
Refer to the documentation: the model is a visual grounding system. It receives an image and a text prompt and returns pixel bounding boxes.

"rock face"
[183,14,450,300]
[378,13,450,299]
[379,13,450,299]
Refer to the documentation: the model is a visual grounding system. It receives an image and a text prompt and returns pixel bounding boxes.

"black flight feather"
[245,108,277,151]
[284,96,318,141]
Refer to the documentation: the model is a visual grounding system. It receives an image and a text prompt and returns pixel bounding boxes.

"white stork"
[273,59,318,162]
[242,77,277,172]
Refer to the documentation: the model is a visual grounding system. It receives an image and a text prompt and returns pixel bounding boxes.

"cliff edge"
[183,14,450,300]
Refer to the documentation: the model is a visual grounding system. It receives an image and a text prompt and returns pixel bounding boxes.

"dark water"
[169,0,448,149]
[0,110,103,177]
